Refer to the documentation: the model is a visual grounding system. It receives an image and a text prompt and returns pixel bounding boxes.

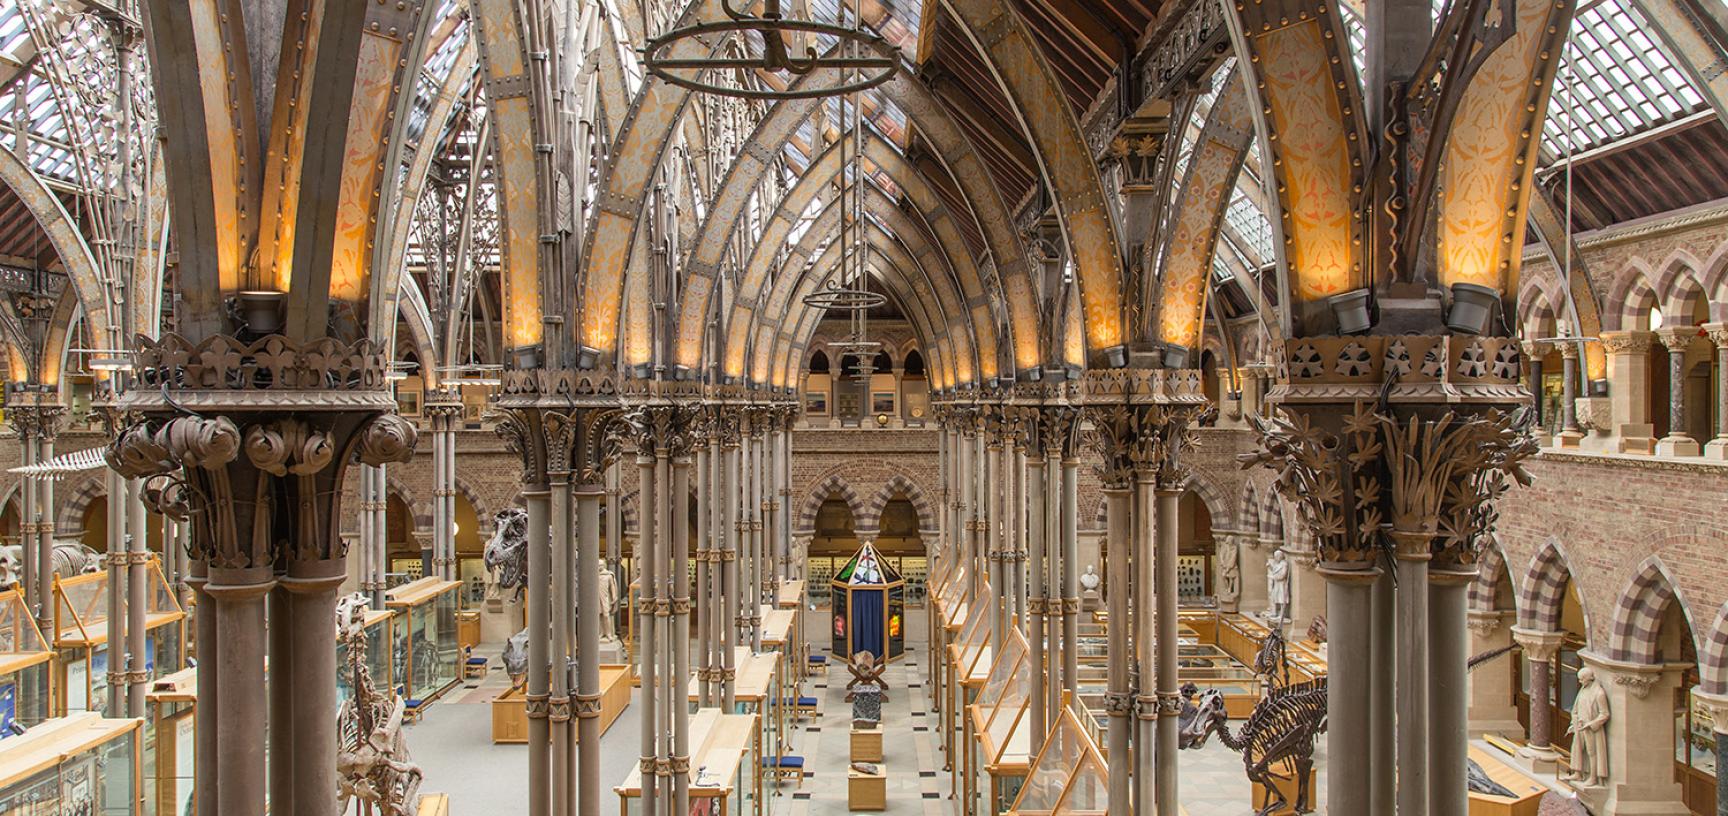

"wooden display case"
[0,712,143,815]
[1465,745,1547,816]
[0,589,53,732]
[51,561,186,716]
[491,664,632,744]
[615,709,757,816]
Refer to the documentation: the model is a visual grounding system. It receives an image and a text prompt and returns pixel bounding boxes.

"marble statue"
[1265,549,1291,623]
[598,566,621,643]
[1079,564,1101,610]
[1216,536,1241,606]
[1564,666,1610,788]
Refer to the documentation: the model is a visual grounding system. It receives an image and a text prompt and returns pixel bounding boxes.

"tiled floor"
[410,609,1514,816]
[769,646,950,815]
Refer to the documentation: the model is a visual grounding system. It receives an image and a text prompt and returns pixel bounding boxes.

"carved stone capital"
[1654,326,1699,353]
[1704,322,1728,350]
[1599,330,1655,356]
[1510,626,1566,662]
[1466,610,1508,639]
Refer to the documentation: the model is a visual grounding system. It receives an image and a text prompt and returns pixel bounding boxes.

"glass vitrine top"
[52,558,183,646]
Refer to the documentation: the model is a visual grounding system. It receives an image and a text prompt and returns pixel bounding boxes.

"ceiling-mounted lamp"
[1446,283,1502,336]
[1161,346,1191,369]
[1100,345,1128,369]
[1327,289,1373,335]
[235,290,287,335]
[641,0,899,101]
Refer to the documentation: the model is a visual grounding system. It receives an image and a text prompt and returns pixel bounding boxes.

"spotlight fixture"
[1446,283,1502,336]
[1327,289,1373,335]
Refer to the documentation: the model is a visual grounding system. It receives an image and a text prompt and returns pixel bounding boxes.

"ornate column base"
[1703,436,1728,460]
[1655,435,1701,457]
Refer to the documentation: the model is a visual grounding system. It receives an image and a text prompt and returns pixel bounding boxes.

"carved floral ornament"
[1241,399,1538,568]
[130,333,392,392]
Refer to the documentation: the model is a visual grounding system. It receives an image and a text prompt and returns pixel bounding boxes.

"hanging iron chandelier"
[642,0,899,101]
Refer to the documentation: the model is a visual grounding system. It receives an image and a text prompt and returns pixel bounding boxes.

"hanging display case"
[51,562,186,716]
[336,607,395,705]
[385,577,462,704]
[615,708,757,816]
[143,668,195,816]
[827,543,906,662]
[0,589,53,734]
[0,711,142,815]
[1008,707,1110,815]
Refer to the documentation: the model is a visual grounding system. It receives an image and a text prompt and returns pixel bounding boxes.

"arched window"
[840,354,861,377]
[903,350,925,377]
[872,350,894,373]
[809,350,830,374]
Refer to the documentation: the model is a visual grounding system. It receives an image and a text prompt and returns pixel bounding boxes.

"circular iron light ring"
[643,19,900,101]
[802,285,888,311]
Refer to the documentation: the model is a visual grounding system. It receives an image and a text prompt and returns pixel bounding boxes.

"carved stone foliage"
[493,405,622,485]
[109,411,416,569]
[620,403,702,460]
[3,402,65,441]
[1241,401,1537,569]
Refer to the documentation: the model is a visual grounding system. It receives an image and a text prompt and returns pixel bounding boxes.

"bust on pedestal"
[1079,565,1101,611]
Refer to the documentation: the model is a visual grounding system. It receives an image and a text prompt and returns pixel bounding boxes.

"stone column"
[1655,327,1701,456]
[1026,442,1048,747]
[281,560,345,816]
[10,417,37,629]
[33,410,59,638]
[1524,340,1546,434]
[1558,341,1585,447]
[126,477,150,715]
[1135,467,1158,815]
[1103,483,1133,816]
[1060,450,1081,708]
[1429,569,1473,816]
[548,468,573,816]
[105,467,128,717]
[1583,652,1690,814]
[1511,627,1565,770]
[1154,481,1181,816]
[525,486,553,816]
[1465,611,1522,736]
[721,417,741,709]
[1705,324,1728,460]
[986,422,1007,643]
[1391,530,1431,816]
[1320,566,1380,815]
[693,439,713,708]
[634,445,659,816]
[1601,330,1657,454]
[1287,543,1327,634]
[671,450,693,816]
[575,482,604,816]
[209,569,273,816]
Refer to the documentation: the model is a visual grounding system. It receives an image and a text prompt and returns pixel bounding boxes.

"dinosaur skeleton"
[336,593,423,816]
[1186,629,1327,816]
[483,508,529,599]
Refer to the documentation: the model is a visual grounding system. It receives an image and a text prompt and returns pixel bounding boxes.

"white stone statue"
[1079,565,1102,610]
[598,566,621,643]
[1265,549,1291,623]
[1216,536,1241,606]
[1564,666,1610,788]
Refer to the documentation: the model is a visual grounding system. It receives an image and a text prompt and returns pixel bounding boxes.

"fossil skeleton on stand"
[337,594,423,816]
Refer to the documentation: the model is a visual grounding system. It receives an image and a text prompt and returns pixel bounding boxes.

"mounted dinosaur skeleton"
[336,593,423,816]
[0,542,102,590]
[1184,630,1524,814]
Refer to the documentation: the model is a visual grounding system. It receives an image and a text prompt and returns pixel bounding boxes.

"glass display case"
[51,561,186,716]
[385,578,462,704]
[336,608,395,705]
[1008,708,1109,815]
[969,628,1032,816]
[0,712,142,815]
[143,668,195,816]
[0,589,53,733]
[616,709,757,816]
[695,646,781,814]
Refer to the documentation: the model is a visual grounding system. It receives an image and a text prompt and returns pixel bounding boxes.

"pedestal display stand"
[851,723,883,762]
[847,762,887,811]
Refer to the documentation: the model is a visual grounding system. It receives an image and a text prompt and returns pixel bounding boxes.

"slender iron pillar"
[576,482,604,816]
[1027,451,1047,746]
[1104,485,1133,816]
[526,487,552,816]
[1155,485,1181,816]
[671,455,693,816]
[1394,532,1431,816]
[126,479,149,715]
[635,451,659,816]
[1060,457,1080,705]
[550,471,573,816]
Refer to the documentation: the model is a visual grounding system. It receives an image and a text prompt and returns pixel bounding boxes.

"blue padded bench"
[806,654,827,674]
[764,755,805,785]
